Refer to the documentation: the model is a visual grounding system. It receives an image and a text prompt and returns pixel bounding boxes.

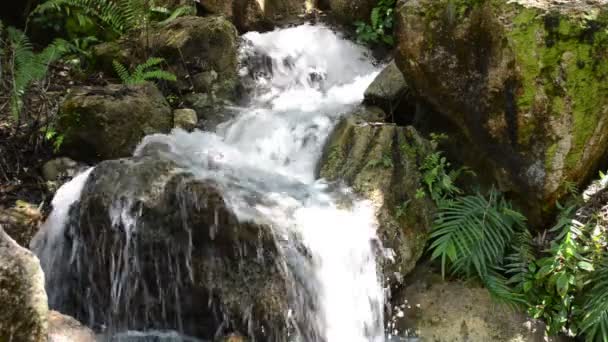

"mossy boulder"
[326,0,376,22]
[57,83,172,160]
[364,60,415,123]
[389,266,566,341]
[0,201,42,247]
[0,227,48,342]
[394,0,608,223]
[93,16,239,97]
[318,106,436,285]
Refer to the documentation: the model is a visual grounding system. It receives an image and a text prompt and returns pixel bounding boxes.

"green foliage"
[112,57,176,85]
[32,0,194,36]
[368,152,394,169]
[419,151,465,203]
[355,0,395,46]
[2,26,69,119]
[429,189,527,301]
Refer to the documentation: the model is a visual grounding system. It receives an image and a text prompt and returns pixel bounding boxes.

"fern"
[112,57,176,85]
[581,256,608,341]
[5,27,69,119]
[430,189,526,276]
[32,0,193,36]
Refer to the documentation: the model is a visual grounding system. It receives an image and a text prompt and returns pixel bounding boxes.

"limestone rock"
[0,227,48,342]
[173,108,198,131]
[48,311,96,342]
[390,267,569,342]
[0,201,42,247]
[42,157,85,182]
[394,0,608,223]
[57,82,172,160]
[318,106,435,285]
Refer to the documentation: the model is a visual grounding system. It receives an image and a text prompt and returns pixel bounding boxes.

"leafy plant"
[355,0,396,46]
[429,189,528,304]
[112,57,176,85]
[2,25,69,119]
[32,0,194,36]
[368,152,394,169]
[419,151,464,203]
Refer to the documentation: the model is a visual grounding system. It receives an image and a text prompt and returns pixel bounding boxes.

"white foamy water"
[36,24,385,341]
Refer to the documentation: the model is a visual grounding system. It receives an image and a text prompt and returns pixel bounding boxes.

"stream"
[33,23,388,342]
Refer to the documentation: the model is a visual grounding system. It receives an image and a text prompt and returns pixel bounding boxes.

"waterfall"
[34,24,385,341]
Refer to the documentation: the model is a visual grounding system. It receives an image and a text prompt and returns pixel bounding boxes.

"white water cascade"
[34,24,386,341]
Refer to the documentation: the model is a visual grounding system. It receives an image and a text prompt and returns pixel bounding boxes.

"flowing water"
[33,24,386,341]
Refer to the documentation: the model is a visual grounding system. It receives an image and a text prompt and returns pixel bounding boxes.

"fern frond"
[140,70,177,82]
[32,0,128,34]
[112,59,131,84]
[581,256,608,341]
[158,5,196,25]
[483,267,527,307]
[505,229,536,292]
[430,189,525,278]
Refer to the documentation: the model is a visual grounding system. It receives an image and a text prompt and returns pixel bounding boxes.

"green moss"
[506,5,608,168]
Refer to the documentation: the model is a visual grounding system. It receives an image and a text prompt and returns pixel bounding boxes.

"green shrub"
[355,0,395,46]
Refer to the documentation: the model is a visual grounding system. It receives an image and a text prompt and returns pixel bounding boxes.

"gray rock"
[42,157,86,182]
[390,266,569,342]
[58,82,172,160]
[327,0,376,22]
[48,311,96,342]
[364,60,410,118]
[0,226,48,342]
[173,108,198,131]
[0,202,42,248]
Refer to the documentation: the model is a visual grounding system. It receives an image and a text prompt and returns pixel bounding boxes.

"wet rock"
[57,82,172,160]
[42,157,86,182]
[183,93,237,131]
[390,266,568,342]
[364,60,413,122]
[48,311,96,342]
[318,106,435,286]
[0,227,48,342]
[394,0,608,224]
[40,148,290,340]
[326,0,376,22]
[173,108,198,131]
[0,201,42,247]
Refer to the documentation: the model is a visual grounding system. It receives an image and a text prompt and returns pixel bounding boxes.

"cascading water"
[33,24,386,341]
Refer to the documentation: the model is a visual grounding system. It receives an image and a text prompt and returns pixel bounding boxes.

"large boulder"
[0,227,48,342]
[326,0,376,22]
[94,16,239,96]
[394,0,608,223]
[318,106,436,285]
[34,147,291,340]
[57,83,172,160]
[389,266,567,341]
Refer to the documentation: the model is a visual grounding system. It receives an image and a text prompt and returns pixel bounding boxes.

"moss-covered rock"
[93,16,239,96]
[326,0,376,22]
[394,0,608,223]
[318,106,436,285]
[57,83,172,160]
[364,60,415,123]
[390,265,567,341]
[0,227,48,342]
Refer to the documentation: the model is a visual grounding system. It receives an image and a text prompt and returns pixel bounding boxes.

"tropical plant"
[2,25,69,119]
[32,0,195,36]
[428,189,528,304]
[112,57,176,85]
[355,0,396,46]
